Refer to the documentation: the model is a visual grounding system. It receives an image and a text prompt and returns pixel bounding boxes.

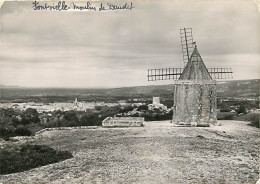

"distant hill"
[216,79,259,98]
[0,79,259,98]
[103,85,175,96]
[0,84,20,88]
[103,79,259,98]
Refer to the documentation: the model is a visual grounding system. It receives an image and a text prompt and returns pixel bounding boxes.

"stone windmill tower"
[147,28,233,126]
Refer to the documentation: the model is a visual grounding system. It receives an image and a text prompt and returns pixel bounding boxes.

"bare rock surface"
[0,120,259,184]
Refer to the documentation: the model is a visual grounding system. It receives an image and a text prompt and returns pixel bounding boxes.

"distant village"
[0,97,169,114]
[0,97,171,128]
[0,99,139,113]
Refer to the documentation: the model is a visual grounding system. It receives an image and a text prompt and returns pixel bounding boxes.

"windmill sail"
[180,28,194,66]
[147,28,233,81]
[147,67,233,81]
[146,27,234,126]
[147,68,183,81]
[208,68,233,79]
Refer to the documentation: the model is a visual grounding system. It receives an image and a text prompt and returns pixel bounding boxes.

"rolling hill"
[0,79,259,99]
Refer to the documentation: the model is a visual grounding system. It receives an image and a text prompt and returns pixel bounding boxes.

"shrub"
[137,105,148,111]
[236,105,247,114]
[14,126,32,136]
[217,112,236,120]
[249,120,259,128]
[0,126,32,139]
[218,103,231,112]
[119,106,135,113]
[217,114,234,120]
[0,144,73,175]
[80,113,102,126]
[21,108,40,125]
[63,111,79,122]
[141,110,173,121]
[0,127,15,139]
[224,115,234,120]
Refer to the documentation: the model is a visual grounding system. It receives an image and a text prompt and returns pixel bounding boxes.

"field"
[0,120,259,184]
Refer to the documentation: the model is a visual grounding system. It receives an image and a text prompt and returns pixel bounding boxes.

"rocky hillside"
[0,120,259,184]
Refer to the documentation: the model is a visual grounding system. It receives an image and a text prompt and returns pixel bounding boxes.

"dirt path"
[0,120,259,184]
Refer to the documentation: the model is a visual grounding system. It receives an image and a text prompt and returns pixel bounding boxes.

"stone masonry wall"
[172,80,217,126]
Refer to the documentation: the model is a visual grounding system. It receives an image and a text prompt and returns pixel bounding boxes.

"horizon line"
[0,78,259,89]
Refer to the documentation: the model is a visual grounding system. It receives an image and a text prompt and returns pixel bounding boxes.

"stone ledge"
[36,126,99,135]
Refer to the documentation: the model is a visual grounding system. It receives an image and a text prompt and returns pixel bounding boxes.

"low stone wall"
[9,136,34,141]
[102,117,145,127]
[102,121,144,127]
[36,126,99,135]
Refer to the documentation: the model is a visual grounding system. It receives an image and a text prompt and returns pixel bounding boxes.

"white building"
[153,97,160,105]
[148,97,167,111]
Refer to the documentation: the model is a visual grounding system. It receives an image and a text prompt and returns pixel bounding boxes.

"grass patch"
[0,144,73,175]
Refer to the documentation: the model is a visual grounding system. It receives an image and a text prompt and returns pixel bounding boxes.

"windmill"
[147,28,233,126]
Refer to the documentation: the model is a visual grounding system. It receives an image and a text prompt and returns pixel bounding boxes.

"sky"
[0,0,259,88]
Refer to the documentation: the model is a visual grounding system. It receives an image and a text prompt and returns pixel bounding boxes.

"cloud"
[0,0,259,87]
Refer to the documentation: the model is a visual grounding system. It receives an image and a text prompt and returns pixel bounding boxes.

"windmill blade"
[180,28,194,66]
[208,68,233,79]
[147,68,183,81]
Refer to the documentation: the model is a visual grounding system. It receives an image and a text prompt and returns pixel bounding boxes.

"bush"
[224,115,233,120]
[63,111,78,122]
[119,106,135,113]
[0,127,15,140]
[80,113,102,126]
[217,112,236,120]
[14,126,32,136]
[0,144,73,175]
[137,105,148,111]
[21,108,40,125]
[236,105,247,114]
[249,120,259,128]
[142,110,173,121]
[0,126,32,139]
[218,103,231,112]
[217,114,234,120]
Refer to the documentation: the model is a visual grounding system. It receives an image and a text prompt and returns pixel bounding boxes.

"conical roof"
[179,46,212,80]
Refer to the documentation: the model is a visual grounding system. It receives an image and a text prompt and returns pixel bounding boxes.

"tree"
[80,113,101,126]
[0,108,19,126]
[95,106,102,111]
[21,108,40,125]
[137,105,148,111]
[236,105,247,114]
[60,111,79,127]
[63,111,78,122]
[219,103,231,112]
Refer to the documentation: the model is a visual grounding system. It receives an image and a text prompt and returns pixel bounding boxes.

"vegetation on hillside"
[0,108,40,140]
[0,106,124,139]
[0,144,73,175]
[233,112,260,128]
[115,105,173,121]
[1,102,258,141]
[42,106,123,128]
